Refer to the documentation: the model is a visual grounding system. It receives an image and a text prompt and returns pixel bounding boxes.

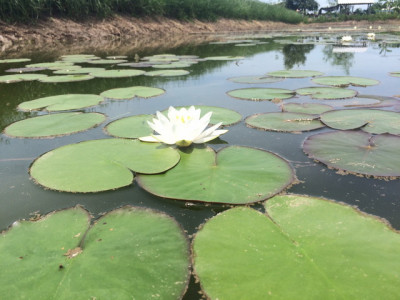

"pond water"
[1,32,400,298]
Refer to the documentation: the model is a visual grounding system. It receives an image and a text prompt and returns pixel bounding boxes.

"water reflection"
[282,44,314,69]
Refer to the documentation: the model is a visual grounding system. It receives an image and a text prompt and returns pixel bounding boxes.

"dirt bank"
[1,16,399,53]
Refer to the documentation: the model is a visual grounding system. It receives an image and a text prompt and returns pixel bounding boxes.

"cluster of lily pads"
[0,53,246,83]
[2,45,400,299]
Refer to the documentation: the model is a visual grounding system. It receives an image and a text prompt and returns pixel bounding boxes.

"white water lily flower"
[140,106,228,147]
[341,35,352,42]
[367,32,376,40]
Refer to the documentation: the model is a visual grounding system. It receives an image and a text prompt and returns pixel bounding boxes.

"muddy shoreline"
[1,16,399,54]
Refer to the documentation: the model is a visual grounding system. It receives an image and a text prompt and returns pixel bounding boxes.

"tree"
[286,0,319,13]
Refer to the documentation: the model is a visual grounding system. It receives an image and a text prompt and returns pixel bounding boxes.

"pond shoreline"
[1,16,399,53]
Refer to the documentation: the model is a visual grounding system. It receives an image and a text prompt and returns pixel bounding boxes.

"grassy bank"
[0,0,303,24]
[312,12,400,23]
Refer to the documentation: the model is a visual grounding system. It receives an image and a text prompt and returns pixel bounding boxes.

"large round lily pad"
[0,206,190,299]
[100,86,165,100]
[18,94,104,112]
[30,139,180,192]
[389,71,400,78]
[137,146,294,204]
[246,112,325,132]
[90,69,145,78]
[303,130,400,177]
[3,112,106,138]
[205,56,244,61]
[0,58,31,64]
[39,74,94,83]
[53,67,105,75]
[320,109,400,135]
[267,69,324,78]
[0,74,48,83]
[87,59,127,64]
[282,103,333,114]
[312,76,380,87]
[144,70,190,77]
[227,88,295,101]
[105,114,154,139]
[162,106,241,126]
[193,194,400,299]
[296,87,357,99]
[228,75,283,84]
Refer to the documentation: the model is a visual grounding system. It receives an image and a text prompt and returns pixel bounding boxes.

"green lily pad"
[303,130,400,177]
[296,87,358,99]
[18,94,104,112]
[282,103,333,114]
[137,146,294,204]
[227,88,295,101]
[105,114,154,139]
[144,70,190,77]
[152,62,192,69]
[39,74,94,83]
[268,70,324,78]
[0,58,31,64]
[162,106,241,126]
[0,73,48,83]
[6,67,47,73]
[246,112,325,132]
[26,62,74,68]
[90,69,145,78]
[235,43,256,46]
[312,76,380,87]
[193,194,400,300]
[30,139,180,192]
[3,112,106,138]
[100,86,165,100]
[0,206,190,299]
[320,109,400,135]
[87,59,127,64]
[389,71,400,77]
[227,75,283,84]
[204,56,245,61]
[53,67,105,75]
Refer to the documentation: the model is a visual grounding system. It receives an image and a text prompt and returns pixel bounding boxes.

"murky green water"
[1,32,400,298]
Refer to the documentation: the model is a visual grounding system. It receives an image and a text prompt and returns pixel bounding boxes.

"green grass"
[0,0,304,24]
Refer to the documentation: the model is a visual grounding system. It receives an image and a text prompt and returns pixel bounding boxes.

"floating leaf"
[39,74,94,83]
[268,70,324,78]
[227,75,283,84]
[162,106,241,126]
[389,71,400,78]
[0,73,48,83]
[90,69,145,78]
[320,109,400,135]
[105,114,154,139]
[118,62,157,68]
[312,76,380,87]
[26,62,74,68]
[87,59,127,64]
[144,70,190,77]
[6,67,47,73]
[137,146,294,204]
[53,67,105,75]
[246,112,325,132]
[303,130,400,177]
[235,43,256,46]
[18,94,104,112]
[193,194,400,299]
[0,206,190,299]
[152,62,192,69]
[204,56,244,61]
[3,112,105,138]
[282,103,333,114]
[0,58,31,64]
[227,88,294,101]
[30,139,180,192]
[296,87,357,99]
[100,86,165,99]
